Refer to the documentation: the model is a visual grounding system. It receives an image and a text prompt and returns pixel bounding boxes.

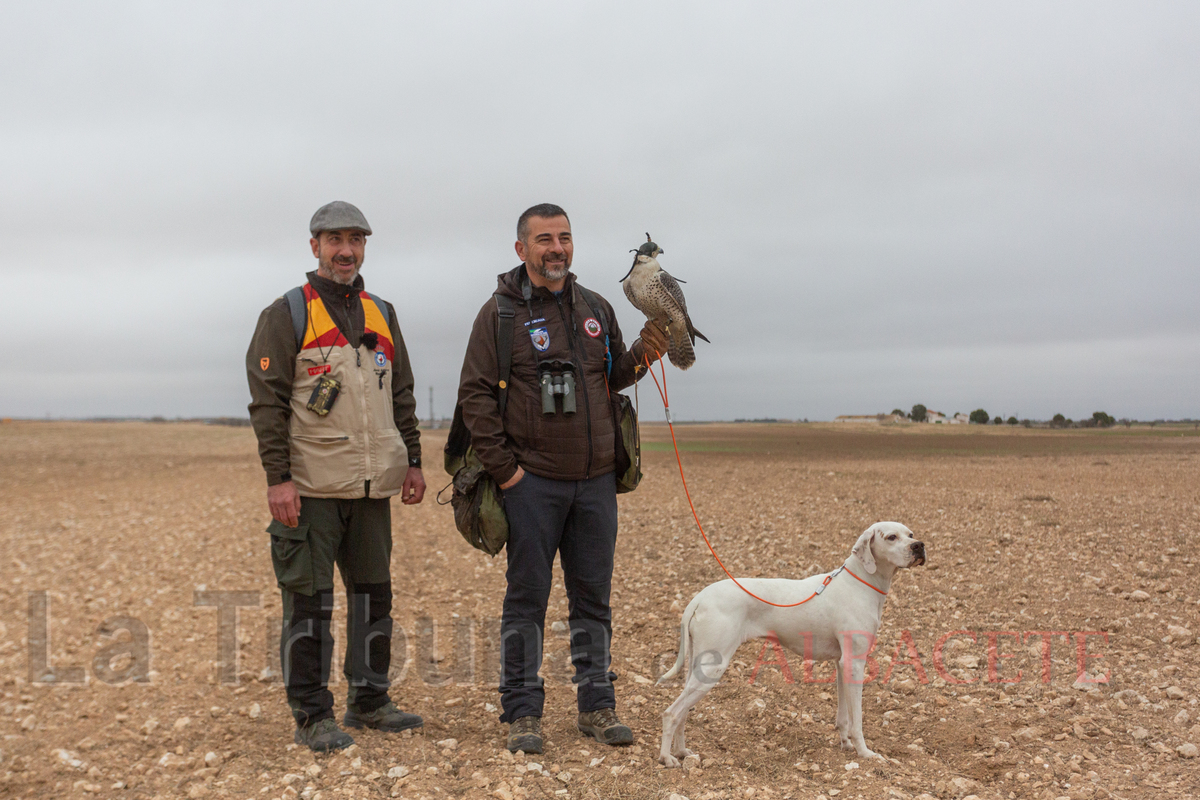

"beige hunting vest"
[288,285,408,499]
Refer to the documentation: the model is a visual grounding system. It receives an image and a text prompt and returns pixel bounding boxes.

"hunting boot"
[577,708,633,745]
[294,718,354,752]
[507,716,543,754]
[343,702,424,732]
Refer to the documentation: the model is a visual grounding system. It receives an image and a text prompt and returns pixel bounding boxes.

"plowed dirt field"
[1,421,1198,800]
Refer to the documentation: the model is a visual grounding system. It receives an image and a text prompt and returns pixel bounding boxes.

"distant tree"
[1119,418,1132,428]
[911,404,927,423]
[1051,413,1067,428]
[992,415,1003,425]
[1092,411,1115,427]
[1006,416,1018,425]
[891,409,906,418]
[969,408,990,424]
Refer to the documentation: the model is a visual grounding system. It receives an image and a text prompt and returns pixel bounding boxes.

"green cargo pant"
[268,495,394,727]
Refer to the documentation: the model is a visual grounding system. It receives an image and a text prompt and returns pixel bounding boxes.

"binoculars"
[539,360,577,415]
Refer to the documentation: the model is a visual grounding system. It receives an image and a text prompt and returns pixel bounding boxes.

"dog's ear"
[852,527,878,574]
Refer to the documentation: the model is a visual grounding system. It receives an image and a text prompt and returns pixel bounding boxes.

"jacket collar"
[307,270,365,299]
[496,264,577,305]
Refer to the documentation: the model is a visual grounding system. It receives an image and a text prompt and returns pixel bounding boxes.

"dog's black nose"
[912,541,925,557]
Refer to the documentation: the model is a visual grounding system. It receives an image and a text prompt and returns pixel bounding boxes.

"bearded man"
[455,203,668,754]
[246,201,425,751]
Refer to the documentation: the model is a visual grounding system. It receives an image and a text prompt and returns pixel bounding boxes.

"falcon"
[619,234,709,370]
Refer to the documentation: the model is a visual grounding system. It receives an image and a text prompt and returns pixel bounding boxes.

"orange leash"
[638,351,886,607]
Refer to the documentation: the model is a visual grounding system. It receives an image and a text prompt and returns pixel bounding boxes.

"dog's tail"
[657,597,699,683]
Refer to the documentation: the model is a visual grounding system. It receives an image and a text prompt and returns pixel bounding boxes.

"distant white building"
[925,410,946,423]
[949,413,970,424]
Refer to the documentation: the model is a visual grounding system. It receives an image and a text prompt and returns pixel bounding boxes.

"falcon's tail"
[667,320,697,370]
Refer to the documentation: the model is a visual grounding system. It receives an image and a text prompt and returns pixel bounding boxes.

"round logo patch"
[374,350,387,367]
[584,318,602,338]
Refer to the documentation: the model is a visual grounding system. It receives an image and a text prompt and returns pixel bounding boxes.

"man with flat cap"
[246,201,425,751]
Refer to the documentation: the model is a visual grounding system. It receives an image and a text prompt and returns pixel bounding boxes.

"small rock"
[949,777,978,794]
[157,752,190,770]
[610,765,629,776]
[248,703,261,719]
[1013,726,1043,742]
[1177,743,1198,758]
[589,756,606,767]
[1167,624,1193,643]
[1129,590,1151,602]
[557,771,573,784]
[173,716,191,730]
[204,752,221,767]
[387,766,409,779]
[471,771,489,788]
[19,715,36,732]
[493,789,514,800]
[54,749,86,769]
[305,764,322,777]
[444,697,464,707]
[844,761,859,770]
[1131,727,1150,741]
[140,719,159,734]
[186,784,210,798]
[436,738,458,750]
[895,679,916,694]
[1174,709,1190,726]
[682,753,701,771]
[485,702,498,713]
[550,620,569,634]
[667,794,691,800]
[1166,686,1186,700]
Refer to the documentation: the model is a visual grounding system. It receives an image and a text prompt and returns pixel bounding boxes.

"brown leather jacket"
[456,266,650,485]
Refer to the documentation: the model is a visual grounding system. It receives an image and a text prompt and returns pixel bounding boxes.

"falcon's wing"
[657,269,690,314]
[659,269,709,344]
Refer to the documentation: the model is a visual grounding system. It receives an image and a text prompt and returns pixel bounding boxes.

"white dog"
[657,522,925,766]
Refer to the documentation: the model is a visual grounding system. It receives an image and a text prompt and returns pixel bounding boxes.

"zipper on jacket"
[556,292,593,479]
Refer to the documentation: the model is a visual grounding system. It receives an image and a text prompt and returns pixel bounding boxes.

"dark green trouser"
[269,495,393,728]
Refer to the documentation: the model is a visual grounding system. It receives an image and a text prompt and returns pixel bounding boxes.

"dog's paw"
[673,748,696,760]
[856,747,884,761]
[659,753,682,769]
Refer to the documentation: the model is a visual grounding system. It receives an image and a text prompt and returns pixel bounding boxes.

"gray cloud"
[4,2,1197,420]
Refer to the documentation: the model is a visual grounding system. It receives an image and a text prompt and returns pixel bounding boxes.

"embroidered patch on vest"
[374,350,387,367]
[584,318,602,338]
[307,364,332,376]
[529,327,550,352]
[260,357,270,371]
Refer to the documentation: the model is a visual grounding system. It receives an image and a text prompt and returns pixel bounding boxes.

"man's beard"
[319,256,361,285]
[531,259,570,282]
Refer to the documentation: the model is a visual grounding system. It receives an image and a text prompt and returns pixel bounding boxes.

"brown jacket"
[246,272,421,493]
[456,266,650,485]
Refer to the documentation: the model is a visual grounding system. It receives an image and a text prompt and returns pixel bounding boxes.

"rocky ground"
[0,420,1197,800]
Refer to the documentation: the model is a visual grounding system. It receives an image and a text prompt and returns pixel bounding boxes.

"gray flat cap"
[310,201,372,236]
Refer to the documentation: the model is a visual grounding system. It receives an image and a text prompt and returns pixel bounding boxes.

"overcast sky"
[4,2,1197,422]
